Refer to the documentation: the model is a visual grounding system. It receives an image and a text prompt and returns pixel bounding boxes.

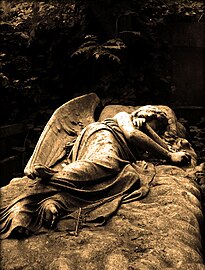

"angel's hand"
[24,168,37,180]
[132,117,146,128]
[170,151,191,166]
[33,164,58,179]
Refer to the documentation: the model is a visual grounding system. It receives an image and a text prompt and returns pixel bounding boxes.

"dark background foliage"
[0,0,204,182]
[1,0,204,123]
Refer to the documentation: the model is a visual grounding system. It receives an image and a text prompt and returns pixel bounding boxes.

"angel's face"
[131,106,168,134]
[132,105,161,119]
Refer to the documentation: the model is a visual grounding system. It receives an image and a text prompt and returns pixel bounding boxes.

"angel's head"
[131,105,168,133]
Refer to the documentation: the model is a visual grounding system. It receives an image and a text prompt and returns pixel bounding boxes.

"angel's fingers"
[133,119,139,127]
[133,119,137,126]
[140,119,145,125]
[138,118,145,127]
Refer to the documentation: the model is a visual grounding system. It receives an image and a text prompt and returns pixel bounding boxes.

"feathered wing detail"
[24,93,100,178]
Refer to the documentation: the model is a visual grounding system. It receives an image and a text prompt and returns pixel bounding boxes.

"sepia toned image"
[0,1,205,269]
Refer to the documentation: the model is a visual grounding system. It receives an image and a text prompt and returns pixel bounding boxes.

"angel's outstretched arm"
[114,112,190,165]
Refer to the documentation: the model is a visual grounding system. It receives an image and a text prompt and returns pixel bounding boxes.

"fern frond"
[103,38,122,44]
[119,31,141,36]
[72,36,124,63]
[84,34,98,41]
[71,45,97,57]
[106,53,121,63]
[102,44,125,50]
[93,51,121,63]
[79,40,98,48]
[102,38,126,50]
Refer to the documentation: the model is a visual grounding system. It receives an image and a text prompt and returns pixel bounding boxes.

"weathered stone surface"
[1,164,205,270]
[1,102,205,269]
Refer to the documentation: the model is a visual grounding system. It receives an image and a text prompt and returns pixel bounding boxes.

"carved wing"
[24,93,100,178]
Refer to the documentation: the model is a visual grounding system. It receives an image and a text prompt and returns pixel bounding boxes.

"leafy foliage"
[79,0,204,105]
[0,0,204,122]
[0,0,87,124]
[0,0,204,182]
[132,0,204,24]
[72,35,126,63]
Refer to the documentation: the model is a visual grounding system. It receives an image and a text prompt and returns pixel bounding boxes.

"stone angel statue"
[0,93,197,239]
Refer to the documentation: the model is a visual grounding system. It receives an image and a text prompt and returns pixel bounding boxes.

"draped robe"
[0,93,198,239]
[0,117,155,239]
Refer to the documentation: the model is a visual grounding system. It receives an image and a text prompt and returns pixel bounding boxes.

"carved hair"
[131,105,169,129]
